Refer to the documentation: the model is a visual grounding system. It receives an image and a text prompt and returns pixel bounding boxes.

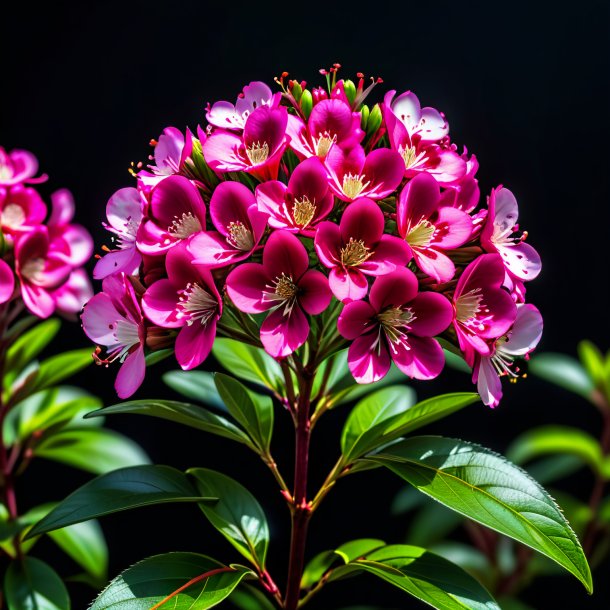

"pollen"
[340,238,372,267]
[455,288,485,324]
[246,141,270,165]
[168,212,202,239]
[407,218,436,248]
[292,196,316,228]
[227,221,254,251]
[313,133,336,158]
[177,282,218,327]
[342,173,369,199]
[274,273,298,300]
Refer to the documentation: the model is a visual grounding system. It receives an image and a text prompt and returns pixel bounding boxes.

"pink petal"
[154,127,186,172]
[210,181,255,235]
[388,91,422,133]
[150,176,206,229]
[340,198,384,245]
[298,269,332,314]
[256,181,288,220]
[187,231,242,269]
[498,242,541,281]
[206,101,242,130]
[203,131,248,172]
[473,356,502,408]
[286,115,313,158]
[176,319,217,370]
[413,247,456,283]
[433,206,472,249]
[348,331,391,384]
[115,347,146,399]
[493,188,519,233]
[243,106,288,158]
[225,263,270,313]
[0,259,15,303]
[397,173,440,236]
[49,189,75,226]
[106,188,144,231]
[408,292,454,337]
[314,222,342,268]
[260,306,309,358]
[337,300,376,340]
[502,304,543,356]
[142,279,182,328]
[93,248,141,279]
[263,230,309,281]
[419,107,449,142]
[58,224,94,267]
[235,82,275,117]
[369,267,418,312]
[288,157,330,202]
[81,292,122,345]
[362,149,405,199]
[392,335,445,380]
[427,149,467,185]
[360,235,412,276]
[329,267,369,302]
[21,282,55,319]
[52,269,93,316]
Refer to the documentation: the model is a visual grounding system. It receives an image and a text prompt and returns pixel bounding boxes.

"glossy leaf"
[212,339,283,392]
[506,425,606,478]
[524,455,584,486]
[49,520,108,581]
[443,348,472,374]
[407,502,462,547]
[330,544,499,610]
[4,557,70,610]
[29,348,93,395]
[188,468,269,569]
[34,427,150,474]
[215,374,273,453]
[85,400,256,451]
[578,340,605,386]
[27,465,215,538]
[227,584,276,610]
[369,436,593,592]
[90,552,253,610]
[145,347,174,366]
[529,353,594,401]
[163,370,225,410]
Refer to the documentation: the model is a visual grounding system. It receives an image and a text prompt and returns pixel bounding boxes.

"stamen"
[177,282,218,327]
[246,141,270,165]
[262,273,299,316]
[340,238,372,267]
[406,218,436,248]
[455,288,484,323]
[292,196,316,228]
[20,258,45,284]
[226,221,254,251]
[342,173,369,199]
[377,306,416,349]
[1,203,26,228]
[168,212,202,239]
[313,133,336,157]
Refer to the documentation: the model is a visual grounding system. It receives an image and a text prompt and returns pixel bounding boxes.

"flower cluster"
[84,68,542,405]
[0,147,93,319]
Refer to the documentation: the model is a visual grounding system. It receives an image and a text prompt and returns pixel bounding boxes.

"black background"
[2,0,609,608]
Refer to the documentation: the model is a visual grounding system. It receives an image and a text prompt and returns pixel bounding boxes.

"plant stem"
[284,372,314,610]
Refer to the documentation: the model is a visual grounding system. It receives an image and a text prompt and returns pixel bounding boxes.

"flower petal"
[502,304,543,356]
[263,230,309,281]
[369,267,418,312]
[115,347,146,399]
[314,221,342,268]
[409,292,454,337]
[392,335,445,380]
[225,263,270,313]
[473,355,502,408]
[340,197,384,245]
[0,259,15,303]
[397,172,440,236]
[338,300,376,340]
[176,319,217,370]
[260,306,309,358]
[298,269,332,314]
[359,235,412,276]
[329,266,369,302]
[142,279,181,328]
[348,331,391,384]
[210,181,255,235]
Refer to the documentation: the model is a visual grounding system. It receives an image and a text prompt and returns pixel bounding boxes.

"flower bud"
[290,80,303,103]
[342,79,357,105]
[360,104,370,131]
[366,103,383,136]
[300,90,313,119]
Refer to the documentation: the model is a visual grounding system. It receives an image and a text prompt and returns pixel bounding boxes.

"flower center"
[177,282,218,327]
[246,141,270,165]
[313,133,336,158]
[406,218,436,248]
[20,257,45,284]
[292,196,316,228]
[0,164,13,182]
[168,212,202,239]
[455,287,489,331]
[342,173,369,199]
[275,273,298,300]
[377,306,416,348]
[340,238,372,267]
[400,145,419,169]
[226,220,254,251]
[263,273,299,316]
[1,203,26,228]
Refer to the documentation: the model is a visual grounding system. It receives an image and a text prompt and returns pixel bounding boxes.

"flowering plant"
[30,68,592,609]
[0,147,149,606]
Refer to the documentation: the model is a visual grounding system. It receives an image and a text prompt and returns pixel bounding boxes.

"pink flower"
[94,187,145,278]
[439,152,480,212]
[452,253,517,364]
[14,227,72,318]
[81,273,146,399]
[139,127,193,187]
[286,98,363,159]
[47,189,93,268]
[137,176,206,255]
[481,187,541,281]
[255,157,333,235]
[326,145,404,202]
[474,304,543,407]
[142,242,222,370]
[188,181,267,268]
[315,198,412,302]
[203,105,289,181]
[206,81,280,130]
[52,269,94,319]
[226,231,332,358]
[0,259,15,304]
[396,173,472,282]
[338,267,453,383]
[0,147,46,186]
[383,91,466,185]
[0,185,47,236]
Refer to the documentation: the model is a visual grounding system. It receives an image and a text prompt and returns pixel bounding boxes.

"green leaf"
[145,348,174,366]
[529,353,594,401]
[3,386,102,447]
[34,427,150,474]
[506,425,606,477]
[212,339,283,392]
[369,436,593,592]
[163,370,225,410]
[27,465,215,538]
[4,557,70,610]
[443,348,472,374]
[188,468,269,570]
[25,348,93,397]
[301,538,385,589]
[524,455,584,485]
[214,374,273,453]
[85,400,256,451]
[90,552,253,609]
[407,502,463,547]
[49,520,108,581]
[578,340,606,386]
[330,544,499,610]
[227,584,276,610]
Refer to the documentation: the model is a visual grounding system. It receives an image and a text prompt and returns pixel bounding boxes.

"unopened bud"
[342,79,357,105]
[367,103,383,136]
[291,81,303,103]
[300,90,313,119]
[360,104,370,130]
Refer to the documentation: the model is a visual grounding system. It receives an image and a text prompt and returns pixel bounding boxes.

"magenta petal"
[419,107,449,142]
[210,181,255,235]
[474,356,502,408]
[389,91,422,132]
[176,319,216,370]
[49,188,75,226]
[409,292,454,337]
[369,267,418,312]
[150,175,206,228]
[21,283,55,318]
[298,269,332,314]
[60,225,94,267]
[154,127,186,172]
[263,230,309,280]
[244,106,288,156]
[203,131,247,172]
[359,235,412,276]
[362,149,405,198]
[337,300,376,340]
[392,335,445,380]
[433,206,472,249]
[135,220,173,255]
[142,279,181,328]
[348,331,391,384]
[206,101,241,129]
[53,269,93,315]
[235,81,275,116]
[260,306,309,358]
[494,188,519,231]
[326,145,365,181]
[428,149,467,185]
[340,198,384,245]
[314,222,342,268]
[414,247,456,283]
[288,157,330,202]
[329,267,369,302]
[226,263,269,313]
[503,304,543,356]
[0,259,15,303]
[397,173,440,235]
[256,181,288,219]
[308,99,355,143]
[115,347,145,399]
[188,231,240,269]
[82,292,121,344]
[106,187,143,230]
[286,115,313,158]
[93,248,141,279]
[456,253,505,298]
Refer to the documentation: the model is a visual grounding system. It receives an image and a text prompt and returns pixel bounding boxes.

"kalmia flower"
[256,157,333,235]
[474,304,543,407]
[338,267,453,383]
[142,243,222,370]
[226,231,331,357]
[0,147,46,186]
[82,273,146,399]
[315,197,412,302]
[188,181,267,268]
[139,127,193,187]
[0,185,47,236]
[52,269,94,318]
[0,259,14,304]
[396,173,472,282]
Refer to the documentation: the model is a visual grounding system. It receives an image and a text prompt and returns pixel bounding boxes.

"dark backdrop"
[2,1,609,608]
